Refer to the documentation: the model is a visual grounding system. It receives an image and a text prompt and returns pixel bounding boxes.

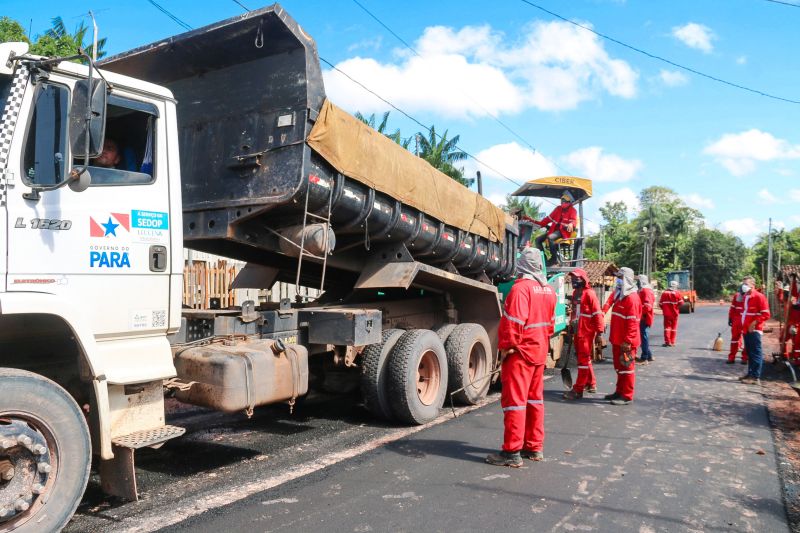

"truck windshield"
[667,272,690,290]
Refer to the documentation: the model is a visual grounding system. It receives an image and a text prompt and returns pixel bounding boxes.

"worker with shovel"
[486,248,556,467]
[605,267,642,406]
[563,268,604,400]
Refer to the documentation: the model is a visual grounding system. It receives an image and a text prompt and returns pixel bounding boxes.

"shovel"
[559,332,576,391]
[783,360,800,397]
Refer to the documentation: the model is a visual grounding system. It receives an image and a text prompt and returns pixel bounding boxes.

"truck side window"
[22,82,69,186]
[85,95,157,186]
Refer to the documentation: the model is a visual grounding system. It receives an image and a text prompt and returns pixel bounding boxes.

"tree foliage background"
[0,16,106,61]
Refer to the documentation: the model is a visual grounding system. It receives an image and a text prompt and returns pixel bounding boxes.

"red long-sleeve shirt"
[572,288,604,340]
[729,293,745,324]
[639,287,655,327]
[609,292,642,346]
[659,289,682,319]
[498,278,557,365]
[539,205,577,238]
[741,289,770,332]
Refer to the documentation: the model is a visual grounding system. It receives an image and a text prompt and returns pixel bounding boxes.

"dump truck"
[0,5,519,531]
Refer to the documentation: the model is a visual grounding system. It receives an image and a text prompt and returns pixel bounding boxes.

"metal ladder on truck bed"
[294,177,334,299]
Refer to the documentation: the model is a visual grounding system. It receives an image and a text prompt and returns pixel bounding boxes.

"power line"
[764,0,800,7]
[146,0,192,32]
[231,0,251,12]
[519,0,800,105]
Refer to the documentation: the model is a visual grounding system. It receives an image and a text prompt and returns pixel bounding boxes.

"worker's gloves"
[791,326,798,337]
[728,319,733,327]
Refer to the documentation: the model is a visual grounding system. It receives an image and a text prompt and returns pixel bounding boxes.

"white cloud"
[562,146,642,182]
[486,192,507,207]
[703,129,800,176]
[791,189,800,202]
[757,188,782,205]
[347,35,383,53]
[465,142,557,183]
[658,69,689,87]
[598,187,640,214]
[323,21,638,118]
[719,218,786,242]
[681,193,714,210]
[672,23,716,53]
[736,55,747,65]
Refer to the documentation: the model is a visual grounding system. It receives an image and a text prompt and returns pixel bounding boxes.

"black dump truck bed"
[100,4,517,290]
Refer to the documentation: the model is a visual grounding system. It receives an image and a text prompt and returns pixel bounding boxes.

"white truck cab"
[0,41,184,531]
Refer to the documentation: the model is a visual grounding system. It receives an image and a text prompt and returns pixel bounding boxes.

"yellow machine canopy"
[511,176,593,203]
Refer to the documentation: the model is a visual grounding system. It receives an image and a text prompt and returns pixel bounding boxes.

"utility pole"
[599,226,605,260]
[476,171,483,196]
[767,218,774,310]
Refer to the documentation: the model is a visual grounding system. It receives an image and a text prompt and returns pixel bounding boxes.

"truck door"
[5,78,173,340]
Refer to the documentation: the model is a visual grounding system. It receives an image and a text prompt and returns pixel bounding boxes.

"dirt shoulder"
[761,319,800,532]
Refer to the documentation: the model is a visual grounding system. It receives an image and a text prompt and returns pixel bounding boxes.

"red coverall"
[783,283,800,363]
[537,204,578,239]
[741,289,770,333]
[570,271,604,394]
[728,293,749,363]
[498,278,557,453]
[609,292,642,401]
[659,289,682,345]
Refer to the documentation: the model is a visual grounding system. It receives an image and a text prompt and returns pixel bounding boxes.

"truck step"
[111,425,185,450]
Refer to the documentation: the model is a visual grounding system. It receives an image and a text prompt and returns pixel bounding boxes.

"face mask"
[741,284,752,293]
[571,280,584,289]
[616,278,623,288]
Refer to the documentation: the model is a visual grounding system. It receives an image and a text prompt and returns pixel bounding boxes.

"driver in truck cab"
[91,138,122,168]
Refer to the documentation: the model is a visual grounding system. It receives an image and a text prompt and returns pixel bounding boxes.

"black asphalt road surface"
[67,306,790,532]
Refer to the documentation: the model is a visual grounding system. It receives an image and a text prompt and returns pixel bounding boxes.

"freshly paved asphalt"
[162,305,789,533]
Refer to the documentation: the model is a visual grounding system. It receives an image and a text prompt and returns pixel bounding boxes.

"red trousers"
[663,315,678,345]
[728,324,749,363]
[573,335,596,394]
[500,352,544,453]
[791,329,800,363]
[612,344,636,401]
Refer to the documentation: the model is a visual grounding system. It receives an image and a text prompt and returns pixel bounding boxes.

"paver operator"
[637,274,655,364]
[659,280,682,347]
[727,286,750,365]
[563,268,604,401]
[604,267,641,406]
[532,191,578,266]
[738,276,771,385]
[486,248,556,467]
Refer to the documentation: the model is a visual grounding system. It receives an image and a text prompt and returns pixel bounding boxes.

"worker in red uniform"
[738,276,771,384]
[781,276,800,365]
[487,248,557,467]
[727,287,749,365]
[563,268,604,400]
[636,274,655,364]
[659,280,682,347]
[532,191,578,266]
[604,267,641,405]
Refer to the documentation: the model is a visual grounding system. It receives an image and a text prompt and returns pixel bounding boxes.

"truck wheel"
[435,324,457,344]
[360,329,404,420]
[0,368,91,533]
[444,324,492,405]
[387,330,448,425]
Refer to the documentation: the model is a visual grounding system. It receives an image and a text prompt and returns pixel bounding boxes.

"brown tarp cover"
[307,100,506,242]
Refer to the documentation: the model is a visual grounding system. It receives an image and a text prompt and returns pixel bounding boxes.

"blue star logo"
[102,217,119,237]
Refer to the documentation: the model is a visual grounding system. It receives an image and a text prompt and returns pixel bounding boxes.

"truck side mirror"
[69,78,107,158]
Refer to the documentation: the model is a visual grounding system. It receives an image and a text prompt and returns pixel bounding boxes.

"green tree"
[502,195,543,219]
[0,17,30,45]
[415,126,472,186]
[355,110,412,149]
[690,228,747,297]
[751,227,800,284]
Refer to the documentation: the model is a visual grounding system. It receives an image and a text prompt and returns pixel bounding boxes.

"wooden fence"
[183,260,240,309]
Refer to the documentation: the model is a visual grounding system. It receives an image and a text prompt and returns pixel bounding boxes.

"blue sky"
[5,0,799,243]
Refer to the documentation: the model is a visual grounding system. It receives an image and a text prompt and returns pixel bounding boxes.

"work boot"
[726,359,735,364]
[737,374,750,381]
[485,451,523,468]
[610,398,632,406]
[586,385,597,394]
[563,390,582,400]
[604,392,620,400]
[661,343,670,347]
[740,359,748,365]
[740,376,761,385]
[521,450,544,461]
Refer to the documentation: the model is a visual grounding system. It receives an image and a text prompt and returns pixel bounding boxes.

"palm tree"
[416,126,471,186]
[355,111,412,149]
[30,16,106,62]
[503,195,543,219]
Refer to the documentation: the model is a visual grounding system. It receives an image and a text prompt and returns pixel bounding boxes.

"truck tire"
[0,368,91,533]
[444,323,492,405]
[387,330,448,425]
[435,324,457,344]
[360,328,405,420]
